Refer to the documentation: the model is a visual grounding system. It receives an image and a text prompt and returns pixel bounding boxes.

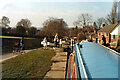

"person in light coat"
[43,37,47,49]
[59,39,62,48]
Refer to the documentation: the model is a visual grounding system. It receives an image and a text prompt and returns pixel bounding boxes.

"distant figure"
[71,39,75,51]
[59,39,62,48]
[54,33,58,47]
[116,36,120,52]
[43,37,47,49]
[102,35,106,45]
[20,37,25,53]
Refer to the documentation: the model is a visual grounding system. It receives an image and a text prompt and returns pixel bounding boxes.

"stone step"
[55,52,67,56]
[51,62,66,71]
[51,56,67,62]
[44,47,67,79]
[44,71,65,79]
[53,47,64,52]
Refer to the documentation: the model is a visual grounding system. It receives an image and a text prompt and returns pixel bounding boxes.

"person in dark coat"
[20,37,25,53]
[116,36,120,52]
[102,35,106,45]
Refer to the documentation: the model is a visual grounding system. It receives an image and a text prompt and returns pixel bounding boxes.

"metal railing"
[66,43,89,80]
[75,43,88,79]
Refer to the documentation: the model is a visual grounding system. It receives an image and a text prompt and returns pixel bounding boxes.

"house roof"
[98,22,120,33]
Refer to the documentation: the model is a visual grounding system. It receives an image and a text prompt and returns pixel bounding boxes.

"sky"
[0,0,119,28]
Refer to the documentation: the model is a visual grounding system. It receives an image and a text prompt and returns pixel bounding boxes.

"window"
[98,39,100,43]
[113,35,115,39]
[101,32,103,35]
[111,35,115,39]
[106,33,108,37]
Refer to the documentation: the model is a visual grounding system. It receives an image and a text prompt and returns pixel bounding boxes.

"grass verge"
[2,45,42,55]
[2,49,55,79]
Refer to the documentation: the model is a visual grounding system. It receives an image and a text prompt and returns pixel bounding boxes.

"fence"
[2,36,42,54]
[66,43,88,80]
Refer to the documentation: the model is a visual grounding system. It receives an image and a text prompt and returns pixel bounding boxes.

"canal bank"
[44,47,67,79]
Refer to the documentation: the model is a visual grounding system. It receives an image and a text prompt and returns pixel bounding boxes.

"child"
[43,37,47,49]
[59,39,62,48]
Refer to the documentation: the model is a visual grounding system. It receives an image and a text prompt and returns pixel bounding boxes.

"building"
[97,21,120,48]
[92,34,98,43]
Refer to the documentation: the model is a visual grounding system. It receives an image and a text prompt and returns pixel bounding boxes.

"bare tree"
[16,26,26,35]
[73,13,92,28]
[16,19,31,28]
[0,16,10,28]
[42,17,68,37]
[69,26,79,37]
[29,27,37,36]
[106,0,118,24]
[96,17,107,29]
[93,22,97,30]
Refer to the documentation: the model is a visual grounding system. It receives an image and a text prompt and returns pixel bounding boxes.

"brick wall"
[97,32,118,48]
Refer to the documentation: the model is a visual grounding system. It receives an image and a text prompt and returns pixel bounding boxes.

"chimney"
[102,24,105,27]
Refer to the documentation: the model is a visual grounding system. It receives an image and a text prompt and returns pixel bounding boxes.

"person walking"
[54,33,58,47]
[71,39,75,51]
[102,35,106,46]
[43,37,47,49]
[20,37,25,53]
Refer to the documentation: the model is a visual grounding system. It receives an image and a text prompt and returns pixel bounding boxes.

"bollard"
[79,45,82,48]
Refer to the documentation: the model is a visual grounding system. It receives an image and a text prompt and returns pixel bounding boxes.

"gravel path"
[0,49,38,62]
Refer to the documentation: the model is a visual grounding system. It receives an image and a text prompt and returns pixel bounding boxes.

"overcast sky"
[0,0,120,28]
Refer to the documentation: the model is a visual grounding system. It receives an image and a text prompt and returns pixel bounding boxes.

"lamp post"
[118,1,120,20]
